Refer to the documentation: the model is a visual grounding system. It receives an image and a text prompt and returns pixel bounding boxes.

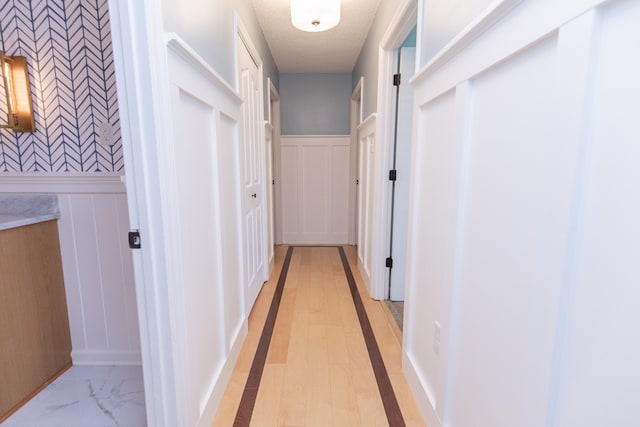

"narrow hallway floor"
[213,245,424,427]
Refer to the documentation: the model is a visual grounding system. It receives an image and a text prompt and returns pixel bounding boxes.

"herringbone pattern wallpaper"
[0,0,123,172]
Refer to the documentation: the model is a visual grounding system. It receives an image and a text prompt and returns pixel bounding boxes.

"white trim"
[198,318,248,427]
[349,77,364,245]
[267,77,280,125]
[0,174,125,193]
[380,0,420,50]
[359,112,377,131]
[265,122,274,135]
[412,0,524,87]
[409,0,609,102]
[108,0,178,425]
[280,134,352,139]
[233,12,264,91]
[352,77,364,124]
[165,34,242,104]
[372,0,418,300]
[268,78,283,247]
[265,120,275,273]
[403,352,442,427]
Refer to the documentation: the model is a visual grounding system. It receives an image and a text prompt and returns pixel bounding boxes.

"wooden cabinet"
[0,220,72,420]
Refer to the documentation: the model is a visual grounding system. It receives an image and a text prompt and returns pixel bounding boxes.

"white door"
[389,47,416,301]
[237,34,267,314]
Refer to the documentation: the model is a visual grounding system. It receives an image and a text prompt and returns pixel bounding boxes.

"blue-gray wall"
[420,0,493,66]
[351,0,400,118]
[402,26,417,47]
[162,0,279,116]
[280,73,351,135]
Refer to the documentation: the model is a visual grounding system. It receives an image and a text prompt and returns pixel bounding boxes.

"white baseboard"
[72,350,142,366]
[403,351,443,427]
[199,318,249,426]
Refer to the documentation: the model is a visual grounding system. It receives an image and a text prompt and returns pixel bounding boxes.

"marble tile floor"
[2,366,146,427]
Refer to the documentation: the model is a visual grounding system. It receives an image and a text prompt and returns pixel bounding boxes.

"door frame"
[371,0,419,300]
[107,0,180,424]
[269,78,283,248]
[349,77,364,245]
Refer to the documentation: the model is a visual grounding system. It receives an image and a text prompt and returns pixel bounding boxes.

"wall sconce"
[291,0,340,33]
[0,51,35,132]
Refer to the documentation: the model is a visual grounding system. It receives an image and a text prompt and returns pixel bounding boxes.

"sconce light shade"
[1,51,35,132]
[291,0,340,33]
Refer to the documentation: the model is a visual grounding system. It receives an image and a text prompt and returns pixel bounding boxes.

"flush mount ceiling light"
[291,0,340,33]
[0,50,35,132]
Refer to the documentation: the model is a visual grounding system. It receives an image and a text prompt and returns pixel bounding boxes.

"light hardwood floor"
[212,245,425,427]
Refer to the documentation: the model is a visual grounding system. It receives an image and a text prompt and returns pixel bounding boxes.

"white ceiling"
[251,0,382,73]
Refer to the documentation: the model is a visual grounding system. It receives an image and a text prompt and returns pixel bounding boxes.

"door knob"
[251,193,257,198]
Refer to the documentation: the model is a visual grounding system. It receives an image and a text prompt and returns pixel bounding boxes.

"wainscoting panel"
[58,191,140,364]
[280,135,350,244]
[403,1,639,426]
[165,35,246,426]
[0,175,140,365]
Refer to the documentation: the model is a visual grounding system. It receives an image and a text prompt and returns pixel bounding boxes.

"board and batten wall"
[0,176,139,364]
[403,0,640,426]
[278,73,353,245]
[280,136,350,244]
[148,35,247,426]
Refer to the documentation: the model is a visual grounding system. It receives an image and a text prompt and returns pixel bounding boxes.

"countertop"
[0,213,61,231]
[0,194,60,231]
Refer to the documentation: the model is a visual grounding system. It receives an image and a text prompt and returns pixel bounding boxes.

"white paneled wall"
[404,1,640,426]
[163,36,247,426]
[281,135,350,244]
[58,191,139,365]
[356,115,376,290]
[0,175,140,365]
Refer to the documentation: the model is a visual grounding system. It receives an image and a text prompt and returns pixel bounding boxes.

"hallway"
[212,246,424,426]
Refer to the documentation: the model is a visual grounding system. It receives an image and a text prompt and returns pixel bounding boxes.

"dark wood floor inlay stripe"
[233,246,405,426]
[338,246,406,427]
[233,246,294,427]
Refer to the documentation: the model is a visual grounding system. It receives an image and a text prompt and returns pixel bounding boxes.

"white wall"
[404,0,640,426]
[0,175,140,365]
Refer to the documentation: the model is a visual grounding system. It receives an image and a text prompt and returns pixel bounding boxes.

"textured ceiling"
[251,0,382,73]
